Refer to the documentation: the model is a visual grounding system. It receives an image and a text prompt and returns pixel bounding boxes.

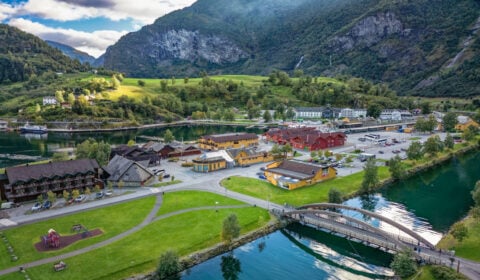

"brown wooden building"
[2,159,102,202]
[198,133,259,150]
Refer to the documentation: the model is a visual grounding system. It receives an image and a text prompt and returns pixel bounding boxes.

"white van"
[1,202,14,209]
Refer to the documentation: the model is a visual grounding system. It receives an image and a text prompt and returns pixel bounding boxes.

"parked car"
[105,190,113,196]
[31,202,42,211]
[95,192,104,199]
[378,150,384,154]
[392,150,401,154]
[258,175,267,180]
[260,167,266,171]
[43,200,52,209]
[163,174,170,179]
[74,195,86,202]
[1,202,18,209]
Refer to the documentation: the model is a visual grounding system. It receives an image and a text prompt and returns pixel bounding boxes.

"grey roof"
[267,160,329,180]
[226,147,259,158]
[6,159,99,184]
[104,155,153,183]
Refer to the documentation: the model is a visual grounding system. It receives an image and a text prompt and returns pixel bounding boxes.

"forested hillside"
[0,24,88,84]
[104,0,480,97]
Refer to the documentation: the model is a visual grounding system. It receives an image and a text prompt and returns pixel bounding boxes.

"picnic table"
[53,261,67,271]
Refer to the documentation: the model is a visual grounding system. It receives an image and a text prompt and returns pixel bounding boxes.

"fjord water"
[183,151,480,279]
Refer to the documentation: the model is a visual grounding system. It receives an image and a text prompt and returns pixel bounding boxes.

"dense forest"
[0,24,88,84]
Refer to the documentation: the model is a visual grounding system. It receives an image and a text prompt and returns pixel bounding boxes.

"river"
[183,151,480,279]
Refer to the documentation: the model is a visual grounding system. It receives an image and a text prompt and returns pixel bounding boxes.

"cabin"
[227,147,274,167]
[104,155,154,187]
[198,133,258,150]
[42,96,57,106]
[3,159,102,202]
[143,141,201,159]
[192,150,234,173]
[264,160,336,190]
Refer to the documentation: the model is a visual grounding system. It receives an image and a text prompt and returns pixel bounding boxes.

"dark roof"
[227,147,261,158]
[6,159,99,184]
[267,160,327,180]
[201,133,258,143]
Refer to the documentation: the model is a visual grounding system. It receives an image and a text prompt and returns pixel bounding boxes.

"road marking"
[0,219,17,227]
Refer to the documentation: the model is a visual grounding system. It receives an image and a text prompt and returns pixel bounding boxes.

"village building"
[455,116,480,131]
[110,145,160,167]
[294,107,341,119]
[264,160,336,190]
[198,133,258,150]
[379,110,414,121]
[0,120,8,130]
[104,155,154,187]
[227,147,274,167]
[265,127,346,151]
[42,96,57,106]
[1,159,102,202]
[143,141,201,159]
[192,150,234,173]
[339,108,367,118]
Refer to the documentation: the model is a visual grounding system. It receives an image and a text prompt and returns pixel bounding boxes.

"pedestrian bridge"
[280,203,453,265]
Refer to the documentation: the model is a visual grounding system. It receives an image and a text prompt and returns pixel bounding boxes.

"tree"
[52,152,69,161]
[328,188,343,203]
[281,144,292,158]
[164,129,175,143]
[424,135,444,156]
[35,103,41,113]
[310,151,317,159]
[127,139,135,146]
[388,155,406,180]
[415,115,436,133]
[67,92,75,104]
[63,190,70,201]
[47,190,56,203]
[270,144,282,158]
[118,180,125,189]
[94,184,101,193]
[390,249,417,278]
[420,101,431,115]
[154,250,181,280]
[406,141,424,160]
[224,109,235,121]
[444,133,454,149]
[463,125,478,142]
[451,222,468,242]
[72,189,80,199]
[55,90,65,103]
[471,181,480,207]
[443,112,458,132]
[84,187,91,197]
[160,80,168,92]
[285,108,295,120]
[75,138,111,166]
[222,214,241,244]
[137,80,146,87]
[367,103,382,119]
[111,75,120,90]
[263,110,272,123]
[361,158,378,193]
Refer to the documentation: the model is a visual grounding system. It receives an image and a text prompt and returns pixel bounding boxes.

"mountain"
[45,40,96,65]
[104,0,480,97]
[0,24,88,84]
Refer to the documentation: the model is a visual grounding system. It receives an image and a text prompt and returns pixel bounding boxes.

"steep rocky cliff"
[104,0,480,97]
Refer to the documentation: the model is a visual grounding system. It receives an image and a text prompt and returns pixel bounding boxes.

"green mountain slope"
[0,24,88,84]
[45,40,96,65]
[103,0,480,97]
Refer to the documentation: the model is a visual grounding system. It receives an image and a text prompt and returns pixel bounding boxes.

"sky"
[0,0,197,58]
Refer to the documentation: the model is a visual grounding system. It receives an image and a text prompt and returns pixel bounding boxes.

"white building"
[379,109,413,121]
[294,107,324,119]
[42,96,57,106]
[339,108,367,118]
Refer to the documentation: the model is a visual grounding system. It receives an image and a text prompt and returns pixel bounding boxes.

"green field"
[0,197,156,270]
[156,190,246,216]
[222,166,391,206]
[0,191,270,280]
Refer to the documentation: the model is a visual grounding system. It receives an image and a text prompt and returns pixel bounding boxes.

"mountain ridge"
[103,0,480,97]
[45,40,97,65]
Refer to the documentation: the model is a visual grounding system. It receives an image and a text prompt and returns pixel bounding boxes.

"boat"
[20,123,48,134]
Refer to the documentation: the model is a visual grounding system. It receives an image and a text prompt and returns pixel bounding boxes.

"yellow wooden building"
[227,147,274,167]
[198,133,259,150]
[455,116,479,131]
[192,150,234,173]
[264,160,336,190]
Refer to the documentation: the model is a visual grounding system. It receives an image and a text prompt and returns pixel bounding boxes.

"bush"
[430,265,468,280]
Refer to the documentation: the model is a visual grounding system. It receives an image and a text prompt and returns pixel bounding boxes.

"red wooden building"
[265,127,346,151]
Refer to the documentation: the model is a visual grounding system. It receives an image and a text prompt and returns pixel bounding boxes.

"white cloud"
[15,0,197,24]
[8,18,127,57]
[0,3,15,21]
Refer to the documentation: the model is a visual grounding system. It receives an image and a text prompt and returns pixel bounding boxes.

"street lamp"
[215,201,219,212]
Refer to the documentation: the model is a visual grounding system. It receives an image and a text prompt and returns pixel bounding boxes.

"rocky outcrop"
[330,12,406,52]
[148,29,248,64]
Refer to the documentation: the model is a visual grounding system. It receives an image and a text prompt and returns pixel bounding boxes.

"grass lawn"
[8,207,270,280]
[0,197,155,270]
[151,180,182,188]
[156,190,246,216]
[222,166,390,207]
[437,215,480,261]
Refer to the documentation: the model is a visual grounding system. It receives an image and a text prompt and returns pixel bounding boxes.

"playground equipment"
[42,229,60,248]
